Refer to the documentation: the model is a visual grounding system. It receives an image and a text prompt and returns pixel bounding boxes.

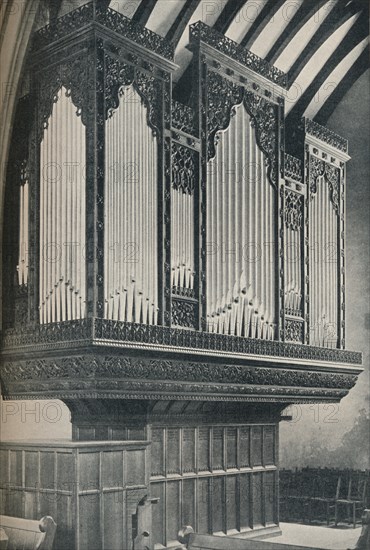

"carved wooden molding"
[32,2,174,60]
[305,118,347,153]
[1,354,357,403]
[189,21,287,88]
[1,318,362,366]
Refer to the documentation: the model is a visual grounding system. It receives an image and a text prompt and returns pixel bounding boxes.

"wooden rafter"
[166,0,202,46]
[288,0,364,85]
[288,10,369,122]
[213,0,247,34]
[239,0,286,49]
[265,0,326,64]
[132,0,158,27]
[315,50,369,124]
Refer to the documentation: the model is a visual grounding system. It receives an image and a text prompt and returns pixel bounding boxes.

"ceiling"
[35,0,369,125]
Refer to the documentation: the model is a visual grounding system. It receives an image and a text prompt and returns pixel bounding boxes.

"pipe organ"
[307,145,342,349]
[1,6,361,550]
[39,87,86,323]
[104,84,158,324]
[206,103,276,339]
[171,142,195,292]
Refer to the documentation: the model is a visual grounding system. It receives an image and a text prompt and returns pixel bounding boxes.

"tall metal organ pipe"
[309,175,338,348]
[171,186,194,290]
[17,174,29,286]
[104,84,158,324]
[39,87,86,323]
[284,191,303,317]
[206,103,276,339]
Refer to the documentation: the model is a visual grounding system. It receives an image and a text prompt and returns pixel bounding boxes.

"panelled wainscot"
[0,4,362,550]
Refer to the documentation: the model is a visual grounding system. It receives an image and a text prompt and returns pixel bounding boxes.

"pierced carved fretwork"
[285,319,304,344]
[284,153,303,182]
[309,155,340,211]
[104,55,162,132]
[171,299,197,329]
[33,3,174,60]
[171,143,196,195]
[285,190,303,231]
[190,21,287,88]
[305,118,348,153]
[244,90,278,185]
[172,100,196,135]
[206,71,243,161]
[206,71,278,184]
[1,318,362,365]
[37,53,91,131]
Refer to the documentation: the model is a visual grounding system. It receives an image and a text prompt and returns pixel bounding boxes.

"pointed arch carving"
[206,70,279,186]
[104,55,163,135]
[36,53,91,135]
[309,155,340,212]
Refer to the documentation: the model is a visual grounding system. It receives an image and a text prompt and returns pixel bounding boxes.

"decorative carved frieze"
[305,118,348,153]
[284,153,303,182]
[1,318,362,366]
[2,319,93,349]
[171,143,196,195]
[189,21,287,88]
[1,354,357,391]
[32,3,174,60]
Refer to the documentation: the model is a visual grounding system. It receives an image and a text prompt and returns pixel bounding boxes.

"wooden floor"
[262,522,361,550]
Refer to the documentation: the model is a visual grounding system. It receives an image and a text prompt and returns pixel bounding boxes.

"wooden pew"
[0,516,56,550]
[178,526,327,550]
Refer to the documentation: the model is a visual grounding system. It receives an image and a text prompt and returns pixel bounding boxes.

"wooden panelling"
[151,423,278,547]
[0,442,149,550]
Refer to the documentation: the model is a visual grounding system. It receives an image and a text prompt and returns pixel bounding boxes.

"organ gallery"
[0,3,363,549]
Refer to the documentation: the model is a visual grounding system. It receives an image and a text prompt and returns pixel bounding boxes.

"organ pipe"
[309,173,338,348]
[206,103,276,340]
[39,87,86,323]
[17,169,29,286]
[104,84,158,324]
[284,190,303,317]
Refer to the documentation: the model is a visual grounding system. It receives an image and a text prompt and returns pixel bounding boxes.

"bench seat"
[0,516,56,550]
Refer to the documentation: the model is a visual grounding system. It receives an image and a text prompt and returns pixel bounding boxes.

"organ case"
[0,7,362,549]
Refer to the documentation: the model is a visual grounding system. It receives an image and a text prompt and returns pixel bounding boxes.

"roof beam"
[314,50,369,125]
[265,0,326,64]
[287,10,369,123]
[213,0,247,34]
[239,0,286,50]
[131,0,158,27]
[166,0,202,47]
[288,0,363,85]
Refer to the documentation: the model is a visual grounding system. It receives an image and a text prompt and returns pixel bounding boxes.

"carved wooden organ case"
[1,5,362,406]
